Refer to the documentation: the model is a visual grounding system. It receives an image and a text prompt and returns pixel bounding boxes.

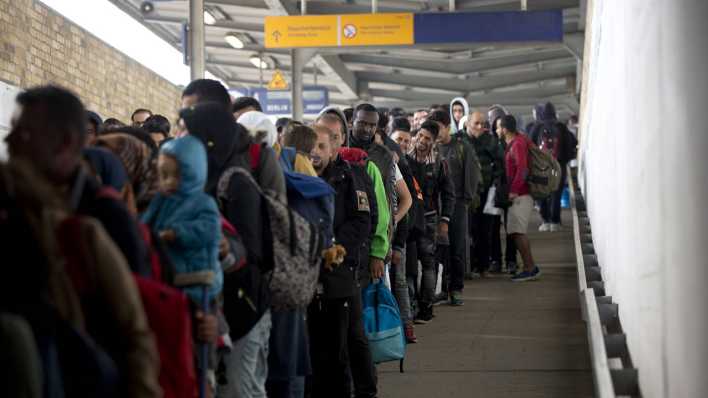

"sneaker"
[550,223,562,232]
[414,306,433,324]
[449,291,464,306]
[470,271,482,279]
[511,266,542,282]
[489,261,502,273]
[538,223,551,232]
[507,262,518,275]
[432,292,448,306]
[404,323,418,344]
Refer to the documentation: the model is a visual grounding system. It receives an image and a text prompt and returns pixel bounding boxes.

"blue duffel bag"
[362,280,405,372]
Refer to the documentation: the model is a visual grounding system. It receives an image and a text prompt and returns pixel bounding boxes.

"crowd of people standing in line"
[0,79,577,398]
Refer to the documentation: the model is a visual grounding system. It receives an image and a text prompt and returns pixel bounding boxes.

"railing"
[568,167,640,398]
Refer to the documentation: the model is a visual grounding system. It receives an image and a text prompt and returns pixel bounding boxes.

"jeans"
[540,166,567,224]
[470,197,494,273]
[348,290,377,398]
[266,377,304,398]
[409,219,437,309]
[448,202,468,292]
[405,240,419,316]
[219,310,272,398]
[490,215,502,263]
[307,291,377,398]
[390,246,412,324]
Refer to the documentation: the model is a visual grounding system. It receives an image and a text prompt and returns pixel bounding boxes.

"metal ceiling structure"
[109,0,584,118]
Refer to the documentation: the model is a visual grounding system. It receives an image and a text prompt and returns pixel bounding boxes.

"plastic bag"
[483,186,502,216]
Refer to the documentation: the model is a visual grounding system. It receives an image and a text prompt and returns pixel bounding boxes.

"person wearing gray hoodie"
[449,97,470,135]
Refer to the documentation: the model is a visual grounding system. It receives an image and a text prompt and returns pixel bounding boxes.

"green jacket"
[365,161,391,260]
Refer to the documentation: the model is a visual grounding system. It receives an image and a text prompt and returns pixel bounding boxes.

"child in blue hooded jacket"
[142,134,223,303]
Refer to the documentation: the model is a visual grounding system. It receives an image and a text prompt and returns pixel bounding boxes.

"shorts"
[506,195,533,235]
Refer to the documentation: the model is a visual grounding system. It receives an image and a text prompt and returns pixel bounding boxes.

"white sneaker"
[550,223,562,232]
[538,223,551,232]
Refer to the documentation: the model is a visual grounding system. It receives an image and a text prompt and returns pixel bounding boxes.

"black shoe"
[489,261,502,273]
[414,306,433,324]
[507,262,518,275]
[432,292,448,306]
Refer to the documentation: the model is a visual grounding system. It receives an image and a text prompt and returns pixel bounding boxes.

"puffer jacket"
[142,135,223,303]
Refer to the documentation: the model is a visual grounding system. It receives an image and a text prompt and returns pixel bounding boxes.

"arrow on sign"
[272,30,282,43]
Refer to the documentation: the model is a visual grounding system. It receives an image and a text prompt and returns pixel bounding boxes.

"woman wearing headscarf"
[94,133,158,214]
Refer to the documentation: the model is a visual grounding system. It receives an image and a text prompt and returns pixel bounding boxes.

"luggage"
[527,142,562,200]
[362,281,405,371]
[218,164,323,311]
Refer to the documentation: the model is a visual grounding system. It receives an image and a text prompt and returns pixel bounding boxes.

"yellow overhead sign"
[265,13,414,48]
[265,15,338,48]
[340,13,414,47]
[267,70,289,90]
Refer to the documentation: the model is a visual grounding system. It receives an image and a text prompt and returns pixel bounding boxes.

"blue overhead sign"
[414,10,563,44]
[250,86,329,115]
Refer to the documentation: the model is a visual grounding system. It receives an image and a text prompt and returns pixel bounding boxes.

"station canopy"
[109,0,585,118]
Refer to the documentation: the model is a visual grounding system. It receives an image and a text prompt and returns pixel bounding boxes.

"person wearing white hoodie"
[449,97,470,135]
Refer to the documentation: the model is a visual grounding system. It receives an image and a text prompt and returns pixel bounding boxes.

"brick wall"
[0,0,182,122]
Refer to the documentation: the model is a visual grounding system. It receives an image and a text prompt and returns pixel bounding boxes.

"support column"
[189,0,205,80]
[291,49,305,121]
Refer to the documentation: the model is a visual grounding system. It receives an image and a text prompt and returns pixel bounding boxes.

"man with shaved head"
[465,111,506,275]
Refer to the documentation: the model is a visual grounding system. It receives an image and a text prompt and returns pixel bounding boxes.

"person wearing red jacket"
[499,115,541,282]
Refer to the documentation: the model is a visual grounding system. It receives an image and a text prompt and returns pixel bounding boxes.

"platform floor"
[378,210,594,398]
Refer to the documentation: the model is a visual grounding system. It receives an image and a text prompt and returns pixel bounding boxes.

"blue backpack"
[280,147,336,248]
[362,280,406,372]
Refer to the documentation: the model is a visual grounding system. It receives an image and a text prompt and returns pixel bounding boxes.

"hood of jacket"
[82,147,128,192]
[541,102,557,122]
[487,104,508,134]
[449,97,470,134]
[238,111,277,148]
[159,135,208,196]
[180,101,252,194]
[533,103,545,121]
[318,106,349,146]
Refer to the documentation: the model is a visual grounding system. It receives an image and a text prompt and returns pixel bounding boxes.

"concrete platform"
[378,210,593,398]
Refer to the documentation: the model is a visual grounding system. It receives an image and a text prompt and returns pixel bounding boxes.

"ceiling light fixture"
[249,54,273,69]
[203,10,216,25]
[224,32,245,49]
[140,1,154,14]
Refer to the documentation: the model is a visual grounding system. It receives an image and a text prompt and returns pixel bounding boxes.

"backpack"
[362,280,405,372]
[217,162,323,311]
[527,139,562,200]
[284,171,336,248]
[538,125,561,159]
[59,215,197,398]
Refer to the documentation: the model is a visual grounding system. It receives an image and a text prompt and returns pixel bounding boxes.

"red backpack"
[64,187,198,398]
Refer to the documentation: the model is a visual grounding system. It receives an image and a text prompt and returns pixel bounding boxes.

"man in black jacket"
[464,111,506,274]
[428,110,481,306]
[309,124,376,398]
[407,121,455,323]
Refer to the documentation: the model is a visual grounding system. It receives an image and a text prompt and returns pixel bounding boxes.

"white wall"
[0,80,22,161]
[579,1,708,397]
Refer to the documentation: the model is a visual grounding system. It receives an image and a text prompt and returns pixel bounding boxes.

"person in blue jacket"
[142,134,223,302]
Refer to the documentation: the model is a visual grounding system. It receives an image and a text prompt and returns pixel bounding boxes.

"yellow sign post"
[265,13,414,48]
[267,70,289,90]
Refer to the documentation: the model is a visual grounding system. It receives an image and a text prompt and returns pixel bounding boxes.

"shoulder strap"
[95,186,122,202]
[217,166,264,203]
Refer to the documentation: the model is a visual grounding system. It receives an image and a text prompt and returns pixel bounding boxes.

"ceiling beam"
[369,85,572,104]
[357,65,576,92]
[341,49,573,75]
[142,15,264,33]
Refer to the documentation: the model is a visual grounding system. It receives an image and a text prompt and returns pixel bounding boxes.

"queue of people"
[0,80,576,398]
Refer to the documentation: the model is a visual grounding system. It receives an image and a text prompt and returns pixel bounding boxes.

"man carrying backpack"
[529,102,578,232]
[499,115,541,282]
[310,124,377,397]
